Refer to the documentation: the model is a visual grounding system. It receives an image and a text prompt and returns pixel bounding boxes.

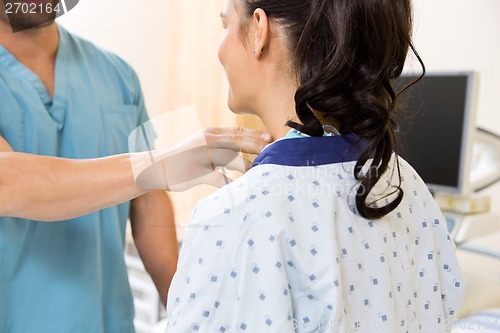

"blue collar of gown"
[251,131,369,168]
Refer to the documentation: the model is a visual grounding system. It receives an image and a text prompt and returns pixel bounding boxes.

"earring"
[253,48,264,55]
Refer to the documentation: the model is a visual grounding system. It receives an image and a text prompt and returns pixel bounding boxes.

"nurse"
[0,1,270,333]
[166,0,466,332]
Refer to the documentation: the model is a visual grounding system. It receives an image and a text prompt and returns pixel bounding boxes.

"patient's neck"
[253,81,299,141]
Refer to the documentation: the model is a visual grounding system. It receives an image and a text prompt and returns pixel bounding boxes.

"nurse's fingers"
[209,147,252,173]
[203,127,272,155]
[204,127,271,141]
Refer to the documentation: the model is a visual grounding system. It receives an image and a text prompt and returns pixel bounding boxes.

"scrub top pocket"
[100,105,139,155]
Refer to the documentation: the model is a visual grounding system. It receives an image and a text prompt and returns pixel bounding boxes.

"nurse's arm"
[130,190,178,305]
[0,148,147,222]
[0,128,271,221]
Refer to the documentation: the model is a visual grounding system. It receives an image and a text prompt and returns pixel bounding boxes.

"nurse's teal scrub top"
[0,25,150,333]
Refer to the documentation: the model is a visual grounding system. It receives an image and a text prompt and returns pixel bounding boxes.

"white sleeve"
[166,179,296,332]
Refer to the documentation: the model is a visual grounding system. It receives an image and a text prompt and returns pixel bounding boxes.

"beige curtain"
[160,0,265,238]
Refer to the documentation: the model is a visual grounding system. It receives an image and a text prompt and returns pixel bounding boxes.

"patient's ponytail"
[241,0,424,219]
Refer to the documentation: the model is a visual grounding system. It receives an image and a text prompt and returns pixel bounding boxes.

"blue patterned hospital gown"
[166,133,466,332]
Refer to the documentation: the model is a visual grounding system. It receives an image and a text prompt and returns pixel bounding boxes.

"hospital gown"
[166,133,466,332]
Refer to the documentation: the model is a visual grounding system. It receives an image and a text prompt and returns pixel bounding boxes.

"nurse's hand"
[131,127,271,191]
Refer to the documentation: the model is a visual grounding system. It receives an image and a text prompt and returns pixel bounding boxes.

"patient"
[166,0,466,332]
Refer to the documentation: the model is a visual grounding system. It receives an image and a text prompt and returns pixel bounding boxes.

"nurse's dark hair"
[239,0,424,219]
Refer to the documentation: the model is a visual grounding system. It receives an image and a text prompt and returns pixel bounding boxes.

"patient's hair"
[239,0,425,219]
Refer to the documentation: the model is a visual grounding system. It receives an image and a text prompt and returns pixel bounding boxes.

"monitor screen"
[394,72,477,194]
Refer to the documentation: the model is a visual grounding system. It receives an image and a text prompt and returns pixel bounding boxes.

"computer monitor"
[394,71,477,195]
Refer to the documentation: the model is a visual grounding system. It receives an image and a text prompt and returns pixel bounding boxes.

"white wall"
[413,0,500,132]
[57,0,169,118]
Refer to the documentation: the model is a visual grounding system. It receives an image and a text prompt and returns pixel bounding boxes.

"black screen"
[395,74,470,192]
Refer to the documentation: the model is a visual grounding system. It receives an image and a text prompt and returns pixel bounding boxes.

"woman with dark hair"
[166,0,465,331]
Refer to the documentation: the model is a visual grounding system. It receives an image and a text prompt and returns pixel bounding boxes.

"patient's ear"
[251,8,269,59]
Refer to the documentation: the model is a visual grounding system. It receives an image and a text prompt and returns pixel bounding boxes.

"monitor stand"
[443,210,500,245]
